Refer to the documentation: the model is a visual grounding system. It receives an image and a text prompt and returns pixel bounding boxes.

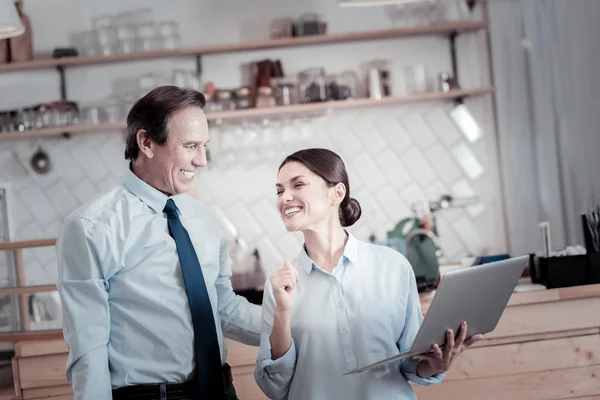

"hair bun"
[341,198,362,227]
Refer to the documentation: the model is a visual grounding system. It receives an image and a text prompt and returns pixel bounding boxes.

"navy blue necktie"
[163,199,224,399]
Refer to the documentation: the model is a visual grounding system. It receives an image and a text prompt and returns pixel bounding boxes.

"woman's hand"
[413,321,483,376]
[270,260,299,314]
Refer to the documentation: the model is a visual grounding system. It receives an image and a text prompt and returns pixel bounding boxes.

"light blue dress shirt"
[254,232,445,400]
[56,168,262,400]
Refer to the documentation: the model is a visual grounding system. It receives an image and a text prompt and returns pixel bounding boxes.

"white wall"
[0,0,507,285]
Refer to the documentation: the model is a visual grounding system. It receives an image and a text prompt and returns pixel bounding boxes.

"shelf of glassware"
[0,21,487,73]
[0,87,495,141]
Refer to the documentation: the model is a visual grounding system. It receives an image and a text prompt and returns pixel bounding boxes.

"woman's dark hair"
[124,85,206,161]
[279,148,362,227]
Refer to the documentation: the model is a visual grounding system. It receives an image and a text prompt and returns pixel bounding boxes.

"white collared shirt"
[56,168,262,400]
[255,232,445,400]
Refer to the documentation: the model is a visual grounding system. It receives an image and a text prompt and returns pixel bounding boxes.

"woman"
[254,148,482,400]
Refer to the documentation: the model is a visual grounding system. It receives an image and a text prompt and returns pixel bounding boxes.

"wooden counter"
[413,283,600,400]
[5,283,600,399]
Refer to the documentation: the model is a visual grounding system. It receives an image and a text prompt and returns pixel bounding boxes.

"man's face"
[145,107,209,195]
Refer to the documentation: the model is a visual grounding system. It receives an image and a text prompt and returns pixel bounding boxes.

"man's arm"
[56,217,113,400]
[215,238,262,346]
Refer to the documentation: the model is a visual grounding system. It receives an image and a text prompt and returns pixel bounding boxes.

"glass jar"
[235,87,253,109]
[334,70,358,100]
[255,86,276,108]
[272,78,299,106]
[216,90,236,111]
[136,23,158,52]
[299,67,327,103]
[402,63,429,94]
[157,21,181,49]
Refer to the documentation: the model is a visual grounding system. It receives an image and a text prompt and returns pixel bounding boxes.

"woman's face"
[276,161,342,232]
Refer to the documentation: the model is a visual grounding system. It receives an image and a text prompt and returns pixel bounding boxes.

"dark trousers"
[112,364,238,400]
[112,382,238,400]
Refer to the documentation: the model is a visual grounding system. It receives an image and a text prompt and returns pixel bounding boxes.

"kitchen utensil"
[539,221,552,258]
[584,204,600,253]
[30,146,51,174]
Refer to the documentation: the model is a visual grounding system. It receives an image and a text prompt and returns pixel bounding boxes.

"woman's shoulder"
[355,237,414,274]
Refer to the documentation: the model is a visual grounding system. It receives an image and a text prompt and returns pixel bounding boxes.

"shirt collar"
[124,165,171,214]
[299,231,360,274]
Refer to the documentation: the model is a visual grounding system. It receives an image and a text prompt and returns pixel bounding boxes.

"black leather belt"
[112,363,234,400]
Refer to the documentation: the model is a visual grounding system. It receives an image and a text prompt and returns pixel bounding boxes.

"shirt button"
[338,302,343,309]
[341,328,347,335]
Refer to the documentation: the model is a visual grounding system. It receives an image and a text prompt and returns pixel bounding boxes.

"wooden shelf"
[209,87,494,120]
[0,21,487,73]
[0,330,63,342]
[0,87,494,141]
[0,239,56,251]
[0,285,56,296]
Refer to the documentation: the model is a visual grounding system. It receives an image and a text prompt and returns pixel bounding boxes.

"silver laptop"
[344,255,528,375]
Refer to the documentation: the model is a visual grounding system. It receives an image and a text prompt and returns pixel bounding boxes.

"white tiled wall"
[0,97,507,284]
[0,0,508,285]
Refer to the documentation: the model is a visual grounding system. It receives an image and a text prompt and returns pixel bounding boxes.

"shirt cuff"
[256,336,297,377]
[401,358,446,386]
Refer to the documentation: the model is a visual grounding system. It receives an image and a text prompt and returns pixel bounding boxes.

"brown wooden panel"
[446,334,600,381]
[225,339,259,368]
[11,357,21,396]
[14,249,30,332]
[18,354,68,389]
[16,340,68,358]
[22,384,72,399]
[472,328,600,348]
[487,297,600,339]
[414,365,600,400]
[232,369,268,400]
[0,383,15,399]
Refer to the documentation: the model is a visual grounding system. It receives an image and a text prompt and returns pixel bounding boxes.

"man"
[56,86,262,400]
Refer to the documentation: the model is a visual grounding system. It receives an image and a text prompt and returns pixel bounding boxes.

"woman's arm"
[254,262,300,400]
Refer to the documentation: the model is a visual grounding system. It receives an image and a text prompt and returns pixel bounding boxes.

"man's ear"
[136,129,153,158]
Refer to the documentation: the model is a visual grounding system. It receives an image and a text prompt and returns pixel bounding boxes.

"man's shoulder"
[64,182,127,226]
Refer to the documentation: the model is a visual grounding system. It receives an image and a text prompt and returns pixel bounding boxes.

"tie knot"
[163,199,179,218]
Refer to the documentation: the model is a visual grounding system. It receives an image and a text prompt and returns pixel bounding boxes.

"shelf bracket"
[449,30,459,86]
[56,66,72,139]
[195,54,202,86]
[57,65,67,101]
[454,95,466,105]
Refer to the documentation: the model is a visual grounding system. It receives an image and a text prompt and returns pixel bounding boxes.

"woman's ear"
[332,182,347,206]
[136,129,153,158]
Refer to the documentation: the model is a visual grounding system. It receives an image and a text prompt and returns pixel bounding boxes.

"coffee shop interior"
[0,0,599,398]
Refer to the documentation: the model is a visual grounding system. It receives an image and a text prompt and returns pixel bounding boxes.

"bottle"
[9,1,33,63]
